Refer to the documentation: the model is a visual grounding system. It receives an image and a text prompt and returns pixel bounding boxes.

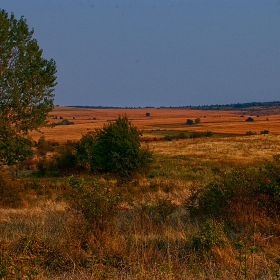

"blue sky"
[1,0,280,107]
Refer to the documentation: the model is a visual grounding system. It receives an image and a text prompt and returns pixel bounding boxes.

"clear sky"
[1,0,280,107]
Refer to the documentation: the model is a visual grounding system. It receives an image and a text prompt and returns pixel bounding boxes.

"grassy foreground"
[1,135,280,279]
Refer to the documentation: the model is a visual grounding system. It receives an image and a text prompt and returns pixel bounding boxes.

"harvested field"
[30,106,280,143]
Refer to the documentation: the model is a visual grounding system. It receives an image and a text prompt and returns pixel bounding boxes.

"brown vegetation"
[2,106,280,279]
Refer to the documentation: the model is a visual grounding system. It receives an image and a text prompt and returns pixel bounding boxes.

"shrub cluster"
[76,115,153,180]
[51,119,74,126]
[245,117,254,122]
[186,155,280,223]
[34,116,153,181]
[261,130,269,134]
[158,131,212,141]
[66,176,121,232]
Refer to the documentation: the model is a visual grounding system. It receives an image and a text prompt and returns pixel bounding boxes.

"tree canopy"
[0,9,57,165]
[76,115,153,180]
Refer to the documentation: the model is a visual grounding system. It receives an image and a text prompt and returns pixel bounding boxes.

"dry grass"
[0,200,68,243]
[1,188,279,279]
[2,106,280,279]
[148,134,280,166]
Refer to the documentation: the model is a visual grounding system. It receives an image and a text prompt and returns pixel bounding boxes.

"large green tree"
[0,10,57,165]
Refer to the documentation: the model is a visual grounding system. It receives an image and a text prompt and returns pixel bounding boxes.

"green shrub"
[55,141,77,174]
[186,167,259,222]
[185,157,280,222]
[189,131,212,138]
[51,119,74,126]
[204,131,213,137]
[36,136,55,156]
[66,176,121,231]
[191,219,227,250]
[0,135,33,166]
[245,117,254,122]
[261,130,269,134]
[186,119,194,125]
[189,132,202,138]
[140,198,177,222]
[35,157,58,177]
[76,115,153,180]
[256,156,280,216]
[75,132,95,171]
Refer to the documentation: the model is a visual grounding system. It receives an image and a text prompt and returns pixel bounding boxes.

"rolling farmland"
[31,106,280,143]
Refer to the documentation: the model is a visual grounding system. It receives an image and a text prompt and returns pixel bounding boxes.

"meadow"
[2,106,280,279]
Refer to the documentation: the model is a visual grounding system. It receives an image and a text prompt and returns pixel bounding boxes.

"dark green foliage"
[261,130,269,134]
[36,136,55,156]
[76,115,153,180]
[0,10,57,165]
[186,119,194,125]
[55,141,77,174]
[56,150,76,173]
[35,157,59,177]
[186,157,280,222]
[204,131,213,137]
[162,132,187,141]
[245,117,254,122]
[189,131,213,138]
[0,135,33,166]
[245,131,257,136]
[52,119,74,126]
[257,155,280,216]
[191,219,226,250]
[186,118,201,125]
[75,132,96,171]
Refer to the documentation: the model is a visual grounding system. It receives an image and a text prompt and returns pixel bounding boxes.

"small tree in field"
[76,116,153,180]
[245,117,254,122]
[0,10,57,165]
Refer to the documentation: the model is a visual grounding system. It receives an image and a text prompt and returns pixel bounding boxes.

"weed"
[191,219,227,251]
[140,198,177,223]
[66,176,121,232]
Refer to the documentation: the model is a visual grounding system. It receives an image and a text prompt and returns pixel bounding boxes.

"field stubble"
[31,107,280,142]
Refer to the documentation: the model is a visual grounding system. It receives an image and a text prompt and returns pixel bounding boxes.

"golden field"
[31,106,280,143]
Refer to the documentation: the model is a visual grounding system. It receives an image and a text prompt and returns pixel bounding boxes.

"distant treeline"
[67,101,280,110]
[190,101,280,110]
